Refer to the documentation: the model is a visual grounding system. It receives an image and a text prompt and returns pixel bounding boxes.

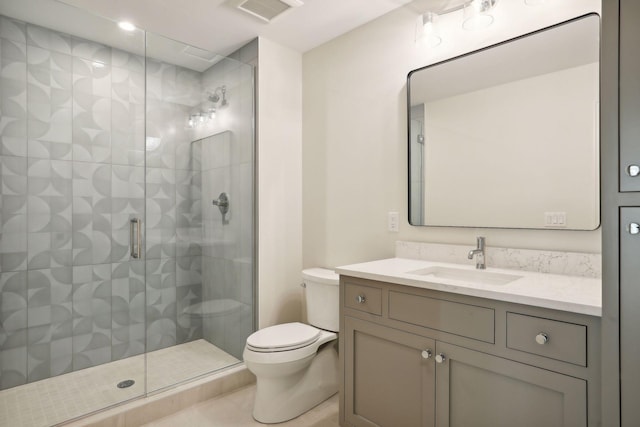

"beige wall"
[302,0,601,270]
[257,38,303,328]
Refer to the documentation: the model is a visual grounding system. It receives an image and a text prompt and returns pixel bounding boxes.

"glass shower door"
[0,7,148,424]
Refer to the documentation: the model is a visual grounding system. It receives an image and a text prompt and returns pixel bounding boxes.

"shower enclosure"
[0,2,255,425]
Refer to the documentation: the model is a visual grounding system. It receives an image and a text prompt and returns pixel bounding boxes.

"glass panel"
[0,2,147,425]
[144,32,254,393]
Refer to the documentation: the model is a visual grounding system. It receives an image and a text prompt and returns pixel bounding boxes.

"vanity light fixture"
[417,0,499,47]
[463,0,498,30]
[118,21,137,32]
[188,111,211,129]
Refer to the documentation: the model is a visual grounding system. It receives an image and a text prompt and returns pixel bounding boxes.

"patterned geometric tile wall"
[0,16,223,391]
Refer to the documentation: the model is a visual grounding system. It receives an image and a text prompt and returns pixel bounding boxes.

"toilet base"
[252,341,338,424]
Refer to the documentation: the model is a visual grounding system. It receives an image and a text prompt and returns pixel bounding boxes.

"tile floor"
[0,340,239,427]
[142,385,340,427]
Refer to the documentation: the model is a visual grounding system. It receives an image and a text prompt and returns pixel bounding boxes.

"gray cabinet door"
[344,317,436,427]
[434,341,587,427]
[620,207,640,427]
[620,0,640,191]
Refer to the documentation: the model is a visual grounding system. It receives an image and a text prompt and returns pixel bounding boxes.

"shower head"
[208,85,228,107]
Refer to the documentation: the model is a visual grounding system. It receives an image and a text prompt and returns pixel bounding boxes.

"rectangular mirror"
[408,14,600,230]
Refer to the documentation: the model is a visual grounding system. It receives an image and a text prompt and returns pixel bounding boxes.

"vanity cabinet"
[344,317,435,427]
[339,276,601,427]
[434,342,586,427]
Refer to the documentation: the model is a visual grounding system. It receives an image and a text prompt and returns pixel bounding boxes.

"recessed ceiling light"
[118,21,137,32]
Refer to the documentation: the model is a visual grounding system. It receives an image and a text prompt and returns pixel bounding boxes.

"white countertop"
[335,258,602,317]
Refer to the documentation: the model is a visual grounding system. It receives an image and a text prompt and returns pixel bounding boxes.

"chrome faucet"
[468,236,486,269]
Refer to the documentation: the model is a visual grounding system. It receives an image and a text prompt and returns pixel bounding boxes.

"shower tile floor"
[0,340,238,427]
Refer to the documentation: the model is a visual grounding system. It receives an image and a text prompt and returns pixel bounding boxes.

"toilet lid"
[246,322,320,352]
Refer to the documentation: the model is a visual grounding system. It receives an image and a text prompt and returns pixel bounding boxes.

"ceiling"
[0,0,466,58]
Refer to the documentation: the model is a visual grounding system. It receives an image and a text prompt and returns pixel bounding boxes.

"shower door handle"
[130,218,141,259]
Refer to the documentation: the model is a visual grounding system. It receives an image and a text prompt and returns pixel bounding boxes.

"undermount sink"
[406,266,522,286]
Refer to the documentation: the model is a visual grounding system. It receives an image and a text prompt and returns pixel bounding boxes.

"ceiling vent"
[236,0,303,22]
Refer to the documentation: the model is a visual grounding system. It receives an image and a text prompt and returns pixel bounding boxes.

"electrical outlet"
[388,211,399,232]
[544,212,567,227]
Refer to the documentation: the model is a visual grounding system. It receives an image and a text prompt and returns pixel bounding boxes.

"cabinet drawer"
[345,283,382,315]
[506,312,587,366]
[388,291,495,343]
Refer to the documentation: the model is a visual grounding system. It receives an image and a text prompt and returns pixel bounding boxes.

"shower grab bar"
[130,218,141,259]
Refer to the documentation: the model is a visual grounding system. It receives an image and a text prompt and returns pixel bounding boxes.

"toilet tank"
[302,268,339,332]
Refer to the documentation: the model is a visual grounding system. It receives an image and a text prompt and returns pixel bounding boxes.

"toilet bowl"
[243,268,339,424]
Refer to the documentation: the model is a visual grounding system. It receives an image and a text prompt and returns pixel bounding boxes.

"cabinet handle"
[421,349,432,359]
[628,165,640,177]
[435,353,446,364]
[356,295,366,304]
[630,223,640,235]
[535,332,549,345]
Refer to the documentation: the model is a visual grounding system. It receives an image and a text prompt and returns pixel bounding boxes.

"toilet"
[243,268,339,424]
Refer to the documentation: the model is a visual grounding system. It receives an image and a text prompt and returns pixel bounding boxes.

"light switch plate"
[388,211,399,232]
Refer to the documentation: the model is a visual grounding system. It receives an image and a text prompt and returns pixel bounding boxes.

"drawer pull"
[535,332,549,345]
[628,164,640,177]
[356,295,366,304]
[421,349,432,359]
[435,353,446,364]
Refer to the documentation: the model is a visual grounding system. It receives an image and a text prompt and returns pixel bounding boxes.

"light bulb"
[463,0,497,31]
[118,21,137,32]
[422,12,442,47]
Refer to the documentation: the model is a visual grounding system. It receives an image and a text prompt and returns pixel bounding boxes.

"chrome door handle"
[421,349,433,359]
[356,295,366,304]
[435,353,446,364]
[130,218,141,259]
[630,223,640,235]
[628,165,640,177]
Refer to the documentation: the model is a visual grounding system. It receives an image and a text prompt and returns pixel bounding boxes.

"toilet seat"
[246,322,321,352]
